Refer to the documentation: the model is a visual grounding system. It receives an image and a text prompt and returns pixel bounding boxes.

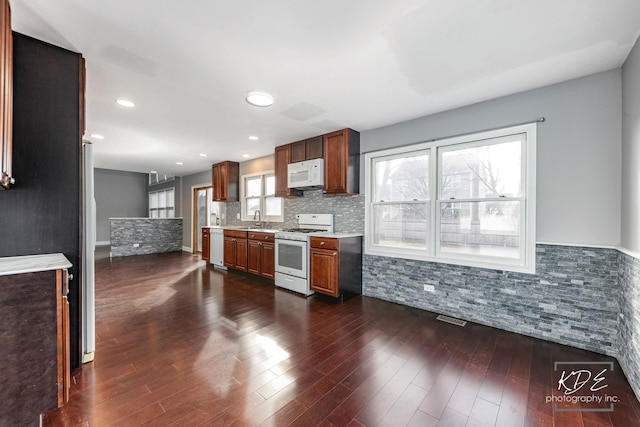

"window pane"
[372,203,428,249]
[159,191,167,208]
[158,209,167,218]
[439,200,520,258]
[246,176,262,197]
[265,196,282,216]
[373,153,429,202]
[149,193,158,209]
[167,208,175,218]
[166,189,175,207]
[441,138,522,199]
[150,209,158,218]
[265,175,276,196]
[245,197,260,216]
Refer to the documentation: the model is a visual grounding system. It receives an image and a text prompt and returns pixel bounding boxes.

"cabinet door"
[323,129,349,194]
[218,162,229,201]
[247,239,261,275]
[290,140,306,163]
[235,238,248,271]
[261,241,275,279]
[305,136,323,159]
[310,248,339,297]
[212,164,221,201]
[202,229,210,261]
[223,236,236,267]
[274,145,301,198]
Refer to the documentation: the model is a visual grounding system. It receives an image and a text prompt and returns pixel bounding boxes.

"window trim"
[240,170,284,223]
[365,123,537,273]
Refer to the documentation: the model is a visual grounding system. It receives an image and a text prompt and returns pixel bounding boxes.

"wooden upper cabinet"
[274,144,302,198]
[323,128,360,195]
[0,0,12,190]
[211,161,239,202]
[290,136,323,163]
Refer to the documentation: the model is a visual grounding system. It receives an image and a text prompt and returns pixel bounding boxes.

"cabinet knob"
[68,274,74,281]
[320,241,325,245]
[333,252,337,257]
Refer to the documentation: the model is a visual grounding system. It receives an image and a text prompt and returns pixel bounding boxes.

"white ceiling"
[9,0,640,176]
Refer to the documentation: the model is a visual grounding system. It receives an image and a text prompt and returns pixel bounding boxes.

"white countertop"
[0,253,72,276]
[318,232,364,238]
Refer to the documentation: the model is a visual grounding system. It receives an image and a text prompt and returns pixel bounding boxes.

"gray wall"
[362,70,622,247]
[95,168,148,244]
[619,36,640,401]
[622,37,640,253]
[180,170,211,250]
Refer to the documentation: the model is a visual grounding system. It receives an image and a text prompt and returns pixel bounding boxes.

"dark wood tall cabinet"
[274,144,302,198]
[323,128,360,195]
[212,161,239,202]
[0,0,12,189]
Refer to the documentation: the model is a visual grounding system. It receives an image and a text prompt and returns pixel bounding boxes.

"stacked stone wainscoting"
[618,251,640,401]
[363,244,620,356]
[110,218,183,257]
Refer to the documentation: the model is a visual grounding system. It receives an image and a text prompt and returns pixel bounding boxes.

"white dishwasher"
[210,227,226,269]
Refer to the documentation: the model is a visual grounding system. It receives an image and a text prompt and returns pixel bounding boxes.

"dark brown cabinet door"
[202,228,210,261]
[261,241,275,279]
[310,248,339,297]
[235,238,248,271]
[247,239,261,275]
[0,0,12,190]
[212,161,239,201]
[223,236,236,268]
[323,129,359,195]
[305,136,323,159]
[274,144,301,198]
[290,140,306,163]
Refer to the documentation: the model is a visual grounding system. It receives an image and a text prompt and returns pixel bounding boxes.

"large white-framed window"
[365,123,536,273]
[149,187,175,218]
[240,171,283,223]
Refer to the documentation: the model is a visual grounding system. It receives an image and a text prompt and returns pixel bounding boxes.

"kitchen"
[2,0,640,425]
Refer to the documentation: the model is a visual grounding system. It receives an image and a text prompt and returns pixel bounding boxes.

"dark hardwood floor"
[43,251,640,426]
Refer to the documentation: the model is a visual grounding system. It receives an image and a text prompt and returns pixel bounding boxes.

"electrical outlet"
[133,243,140,248]
[236,213,240,219]
[423,284,435,292]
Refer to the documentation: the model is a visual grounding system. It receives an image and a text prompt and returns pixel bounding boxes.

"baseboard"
[182,246,192,253]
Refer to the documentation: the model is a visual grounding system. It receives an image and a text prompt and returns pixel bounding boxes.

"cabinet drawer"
[310,236,338,250]
[248,232,274,242]
[223,229,247,239]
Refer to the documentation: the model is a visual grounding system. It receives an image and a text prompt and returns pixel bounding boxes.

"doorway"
[192,186,221,253]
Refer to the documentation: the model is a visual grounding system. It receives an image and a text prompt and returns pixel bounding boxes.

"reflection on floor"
[44,251,640,426]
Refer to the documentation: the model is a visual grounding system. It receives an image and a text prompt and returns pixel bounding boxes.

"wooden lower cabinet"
[247,232,275,279]
[0,261,70,426]
[202,228,210,261]
[310,235,362,299]
[223,230,247,271]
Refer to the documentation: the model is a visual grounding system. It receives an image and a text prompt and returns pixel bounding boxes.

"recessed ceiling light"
[116,99,135,107]
[176,162,183,165]
[150,170,158,174]
[248,136,259,141]
[90,134,104,140]
[242,154,250,158]
[246,91,274,107]
[199,153,208,157]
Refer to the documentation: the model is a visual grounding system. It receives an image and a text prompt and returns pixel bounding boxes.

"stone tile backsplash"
[618,251,640,401]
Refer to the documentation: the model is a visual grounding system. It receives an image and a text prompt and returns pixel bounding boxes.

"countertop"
[313,232,364,238]
[0,253,72,276]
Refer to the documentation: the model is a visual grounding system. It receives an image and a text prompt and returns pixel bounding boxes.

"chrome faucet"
[253,210,262,228]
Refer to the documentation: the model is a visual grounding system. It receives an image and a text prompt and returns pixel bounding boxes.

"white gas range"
[274,214,334,296]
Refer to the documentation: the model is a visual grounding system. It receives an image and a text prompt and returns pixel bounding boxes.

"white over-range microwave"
[287,158,324,189]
